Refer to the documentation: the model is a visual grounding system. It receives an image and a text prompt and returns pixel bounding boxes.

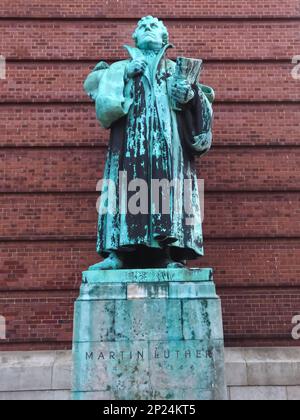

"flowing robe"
[84,44,214,261]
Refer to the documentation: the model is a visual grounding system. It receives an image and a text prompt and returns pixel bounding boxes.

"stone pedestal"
[72,268,227,400]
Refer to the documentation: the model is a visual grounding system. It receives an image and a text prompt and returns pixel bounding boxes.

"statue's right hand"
[126,59,147,79]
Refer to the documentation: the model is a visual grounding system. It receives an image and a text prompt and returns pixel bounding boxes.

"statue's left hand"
[170,79,195,104]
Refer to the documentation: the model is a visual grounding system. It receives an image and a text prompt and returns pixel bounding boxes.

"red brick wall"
[0,1,299,350]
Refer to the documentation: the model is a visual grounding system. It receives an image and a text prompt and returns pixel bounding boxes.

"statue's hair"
[132,16,169,46]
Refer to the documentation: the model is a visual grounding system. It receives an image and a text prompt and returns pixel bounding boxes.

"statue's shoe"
[88,255,124,271]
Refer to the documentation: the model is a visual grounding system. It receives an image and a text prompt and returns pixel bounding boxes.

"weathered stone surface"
[80,283,127,300]
[0,351,54,392]
[72,391,113,401]
[241,347,300,386]
[72,268,227,400]
[212,341,227,400]
[73,341,150,394]
[127,283,169,299]
[230,386,287,401]
[169,282,216,299]
[225,347,300,388]
[225,348,248,386]
[182,299,223,340]
[73,300,116,342]
[148,340,215,390]
[225,362,248,387]
[237,347,300,363]
[52,351,72,390]
[82,268,213,285]
[0,367,52,393]
[287,386,300,401]
[73,341,151,400]
[152,388,214,400]
[114,299,182,341]
[247,362,300,387]
[0,390,71,401]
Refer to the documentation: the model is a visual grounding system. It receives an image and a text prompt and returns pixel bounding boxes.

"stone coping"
[79,281,217,300]
[82,268,213,284]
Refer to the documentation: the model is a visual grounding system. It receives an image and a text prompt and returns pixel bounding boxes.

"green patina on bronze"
[84,16,215,270]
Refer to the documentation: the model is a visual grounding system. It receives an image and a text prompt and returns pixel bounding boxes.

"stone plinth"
[72,268,227,400]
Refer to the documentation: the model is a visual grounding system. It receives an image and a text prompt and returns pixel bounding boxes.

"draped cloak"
[84,44,214,261]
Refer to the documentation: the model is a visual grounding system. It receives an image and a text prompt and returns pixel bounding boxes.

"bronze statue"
[84,16,214,270]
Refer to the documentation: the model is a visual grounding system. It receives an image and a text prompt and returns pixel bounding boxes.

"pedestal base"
[72,268,227,400]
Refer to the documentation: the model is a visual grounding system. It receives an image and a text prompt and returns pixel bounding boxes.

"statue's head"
[132,16,169,50]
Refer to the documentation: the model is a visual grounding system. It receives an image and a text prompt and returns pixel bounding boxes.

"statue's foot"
[88,253,124,271]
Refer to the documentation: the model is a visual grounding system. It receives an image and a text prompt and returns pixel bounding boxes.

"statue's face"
[135,19,164,50]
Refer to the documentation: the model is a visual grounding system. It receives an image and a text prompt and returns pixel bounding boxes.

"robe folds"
[84,44,214,261]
